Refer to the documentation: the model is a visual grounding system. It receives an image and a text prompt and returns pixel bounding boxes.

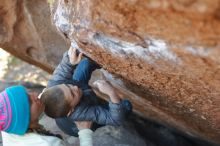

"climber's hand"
[68,46,83,65]
[93,80,120,103]
[75,121,92,130]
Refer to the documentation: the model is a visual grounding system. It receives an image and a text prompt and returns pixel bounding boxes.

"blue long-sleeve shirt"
[47,52,131,126]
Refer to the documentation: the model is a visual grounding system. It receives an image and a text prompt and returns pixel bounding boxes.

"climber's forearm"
[78,129,93,146]
[108,91,121,104]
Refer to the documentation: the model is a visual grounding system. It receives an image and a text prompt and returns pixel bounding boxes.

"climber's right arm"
[47,47,83,87]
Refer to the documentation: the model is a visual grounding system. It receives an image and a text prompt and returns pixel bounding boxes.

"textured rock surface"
[0,0,220,144]
[50,0,220,144]
[0,0,68,73]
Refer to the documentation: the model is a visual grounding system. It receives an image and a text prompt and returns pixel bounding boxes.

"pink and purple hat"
[0,85,30,135]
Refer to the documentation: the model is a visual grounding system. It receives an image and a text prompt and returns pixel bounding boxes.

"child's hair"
[40,86,71,118]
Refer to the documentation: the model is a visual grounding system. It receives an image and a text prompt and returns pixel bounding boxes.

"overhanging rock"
[0,0,219,144]
[51,0,220,144]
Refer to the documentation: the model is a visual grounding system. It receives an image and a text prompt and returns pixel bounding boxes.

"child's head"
[41,84,82,118]
[0,85,45,135]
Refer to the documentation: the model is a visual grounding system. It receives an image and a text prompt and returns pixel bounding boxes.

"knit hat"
[0,85,30,135]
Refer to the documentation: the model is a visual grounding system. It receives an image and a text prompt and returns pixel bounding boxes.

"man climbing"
[40,46,132,136]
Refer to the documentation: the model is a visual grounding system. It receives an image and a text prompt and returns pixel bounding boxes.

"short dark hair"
[40,86,71,118]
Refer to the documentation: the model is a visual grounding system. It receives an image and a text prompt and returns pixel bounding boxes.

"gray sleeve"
[71,101,126,126]
[48,51,77,87]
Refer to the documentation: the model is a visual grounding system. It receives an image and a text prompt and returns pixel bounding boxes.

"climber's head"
[41,84,82,118]
[0,85,44,135]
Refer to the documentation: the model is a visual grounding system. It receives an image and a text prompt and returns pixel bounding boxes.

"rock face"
[93,125,147,146]
[0,0,220,144]
[50,0,220,144]
[0,0,69,73]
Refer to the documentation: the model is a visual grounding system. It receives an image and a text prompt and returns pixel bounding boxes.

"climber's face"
[59,84,82,115]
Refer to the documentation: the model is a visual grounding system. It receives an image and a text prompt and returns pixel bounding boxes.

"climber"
[40,46,132,136]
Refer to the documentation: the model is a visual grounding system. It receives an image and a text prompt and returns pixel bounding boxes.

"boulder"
[50,0,220,144]
[0,0,219,144]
